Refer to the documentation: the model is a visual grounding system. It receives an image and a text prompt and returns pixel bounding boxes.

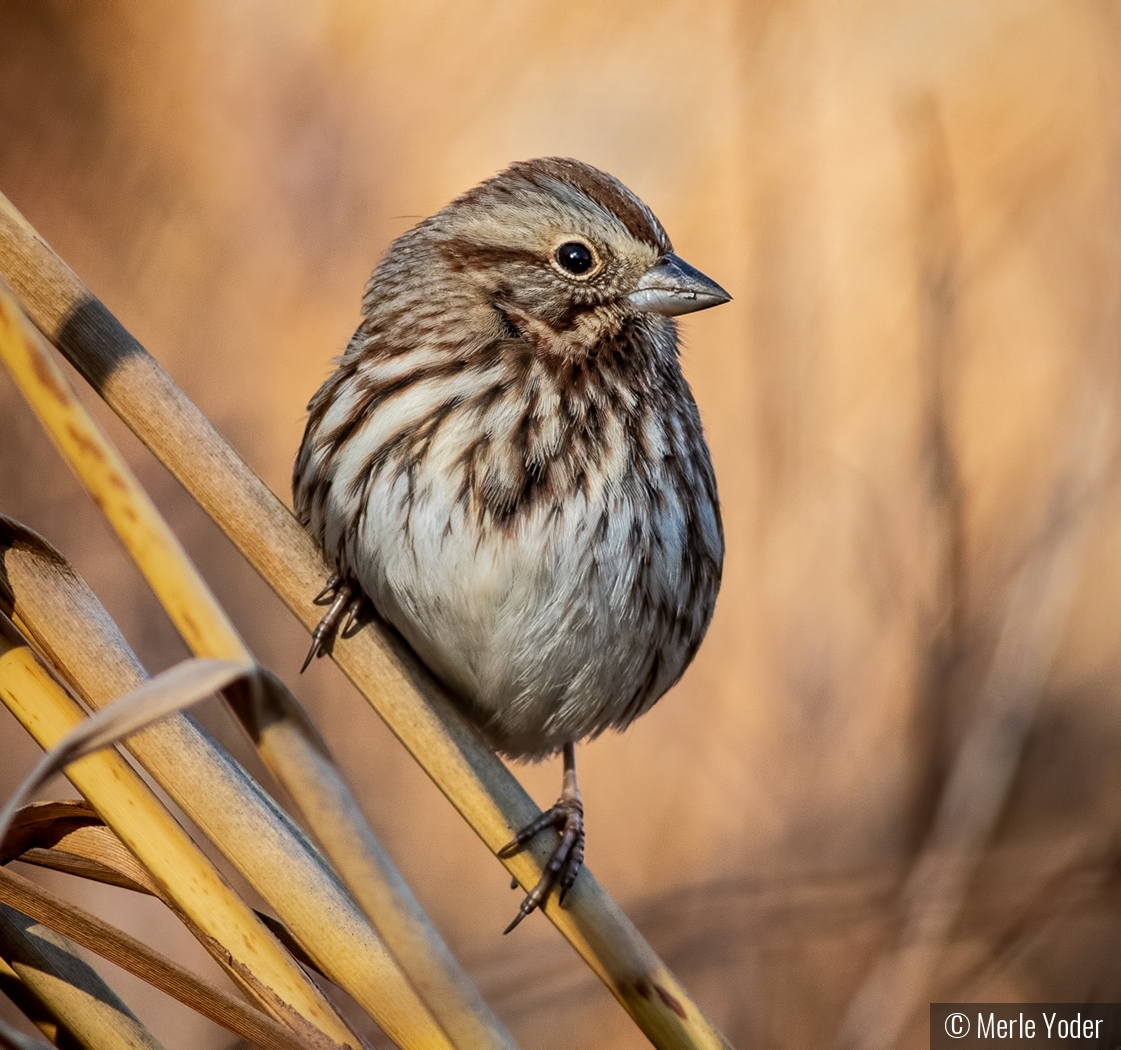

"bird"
[293,157,728,931]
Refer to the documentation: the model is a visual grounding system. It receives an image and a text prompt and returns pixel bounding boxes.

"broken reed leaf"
[4,801,324,978]
[0,801,158,895]
[0,904,165,1050]
[0,658,251,862]
[16,848,154,896]
[0,801,107,864]
[0,190,734,1050]
[0,868,316,1050]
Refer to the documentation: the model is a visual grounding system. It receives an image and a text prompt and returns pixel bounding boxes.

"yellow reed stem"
[0,515,513,1050]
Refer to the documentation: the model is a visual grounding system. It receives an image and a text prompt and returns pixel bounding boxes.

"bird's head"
[423,157,731,357]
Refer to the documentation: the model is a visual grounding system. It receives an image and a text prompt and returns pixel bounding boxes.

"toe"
[498,807,562,858]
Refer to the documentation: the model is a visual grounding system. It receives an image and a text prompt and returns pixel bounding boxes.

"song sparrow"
[294,158,728,930]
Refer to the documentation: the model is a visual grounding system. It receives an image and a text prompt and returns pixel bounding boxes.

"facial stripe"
[439,238,542,272]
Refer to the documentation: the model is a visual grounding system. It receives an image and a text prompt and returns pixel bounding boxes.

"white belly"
[329,463,693,758]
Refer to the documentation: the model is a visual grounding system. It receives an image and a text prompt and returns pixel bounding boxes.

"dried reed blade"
[0,184,732,1050]
[3,801,323,979]
[0,658,251,852]
[7,804,172,899]
[0,612,361,1050]
[1,801,158,896]
[0,904,165,1050]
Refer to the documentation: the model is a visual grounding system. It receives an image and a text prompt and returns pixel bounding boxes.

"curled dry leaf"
[4,800,323,979]
[2,800,162,895]
[0,657,253,855]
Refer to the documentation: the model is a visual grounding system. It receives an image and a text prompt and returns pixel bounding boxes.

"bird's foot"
[301,574,363,672]
[498,795,585,933]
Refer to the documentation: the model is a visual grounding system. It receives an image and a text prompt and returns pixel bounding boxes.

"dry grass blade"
[0,612,362,1050]
[0,521,480,1050]
[3,801,323,979]
[0,869,317,1050]
[0,290,505,1049]
[0,658,251,852]
[0,183,731,1050]
[0,903,165,1050]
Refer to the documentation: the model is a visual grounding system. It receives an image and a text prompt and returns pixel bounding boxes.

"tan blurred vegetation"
[3,1,1121,1047]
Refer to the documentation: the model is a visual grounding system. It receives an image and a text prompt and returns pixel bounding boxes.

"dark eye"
[555,241,595,275]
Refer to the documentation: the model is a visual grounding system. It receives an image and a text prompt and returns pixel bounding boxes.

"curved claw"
[313,573,343,605]
[557,829,585,906]
[300,619,334,673]
[340,595,363,638]
[503,895,538,934]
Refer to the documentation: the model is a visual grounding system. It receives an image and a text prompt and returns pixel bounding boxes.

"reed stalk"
[0,190,731,1049]
[0,866,318,1050]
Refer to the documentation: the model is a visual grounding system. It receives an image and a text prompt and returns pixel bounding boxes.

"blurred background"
[2,1,1121,1047]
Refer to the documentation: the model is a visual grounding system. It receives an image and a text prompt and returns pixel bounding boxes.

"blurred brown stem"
[836,479,1099,1049]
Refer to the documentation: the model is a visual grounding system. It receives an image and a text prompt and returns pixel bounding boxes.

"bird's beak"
[627,253,732,316]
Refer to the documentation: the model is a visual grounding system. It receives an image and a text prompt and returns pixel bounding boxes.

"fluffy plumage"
[294,157,725,760]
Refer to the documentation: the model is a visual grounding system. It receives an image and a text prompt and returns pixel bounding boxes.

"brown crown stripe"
[507,158,672,254]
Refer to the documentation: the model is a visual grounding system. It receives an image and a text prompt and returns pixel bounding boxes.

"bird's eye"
[555,241,595,275]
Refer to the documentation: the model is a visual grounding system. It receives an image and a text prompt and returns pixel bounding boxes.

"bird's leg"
[498,741,585,933]
[301,574,363,672]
